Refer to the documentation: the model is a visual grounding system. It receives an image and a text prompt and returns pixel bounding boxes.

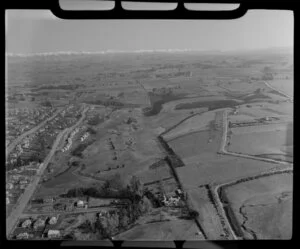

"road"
[263,80,293,100]
[218,109,293,166]
[21,206,115,218]
[6,106,89,237]
[6,108,63,156]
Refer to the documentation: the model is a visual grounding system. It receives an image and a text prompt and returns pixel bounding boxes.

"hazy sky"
[6,9,293,54]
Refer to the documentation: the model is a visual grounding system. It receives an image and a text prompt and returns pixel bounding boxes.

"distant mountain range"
[6,46,292,57]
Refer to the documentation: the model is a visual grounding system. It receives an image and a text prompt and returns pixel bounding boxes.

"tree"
[129,175,143,198]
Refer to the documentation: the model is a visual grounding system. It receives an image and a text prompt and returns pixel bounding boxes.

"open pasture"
[176,154,277,190]
[162,111,216,141]
[114,219,203,240]
[168,130,222,163]
[267,79,293,97]
[228,123,293,159]
[221,172,292,239]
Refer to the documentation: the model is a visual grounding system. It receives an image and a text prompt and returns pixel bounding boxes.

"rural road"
[263,80,293,100]
[6,106,89,237]
[218,109,293,166]
[21,206,114,218]
[6,108,63,156]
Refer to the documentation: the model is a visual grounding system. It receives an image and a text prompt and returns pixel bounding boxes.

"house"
[22,219,32,228]
[6,183,13,190]
[47,230,61,238]
[16,232,30,240]
[33,218,45,230]
[48,216,57,225]
[43,197,54,203]
[19,180,28,185]
[76,200,84,208]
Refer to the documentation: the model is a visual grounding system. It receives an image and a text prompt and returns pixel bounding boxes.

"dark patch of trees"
[71,140,94,158]
[262,73,274,80]
[143,92,187,117]
[36,84,84,91]
[175,100,239,111]
[40,100,52,107]
[86,126,97,135]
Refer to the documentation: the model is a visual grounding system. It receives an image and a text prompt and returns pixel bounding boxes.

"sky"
[6,7,293,54]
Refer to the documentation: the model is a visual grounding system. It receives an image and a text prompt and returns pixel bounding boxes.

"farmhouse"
[47,230,61,238]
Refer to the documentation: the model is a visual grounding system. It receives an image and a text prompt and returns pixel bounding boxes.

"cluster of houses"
[80,132,90,142]
[6,107,56,148]
[61,126,87,152]
[161,188,184,207]
[6,169,37,205]
[15,215,61,240]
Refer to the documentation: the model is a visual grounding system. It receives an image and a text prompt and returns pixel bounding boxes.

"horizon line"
[6,46,293,57]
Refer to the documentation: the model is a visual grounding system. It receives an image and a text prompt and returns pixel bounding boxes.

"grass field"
[221,172,293,239]
[163,111,216,141]
[114,219,203,240]
[267,79,293,97]
[228,123,293,160]
[168,130,222,163]
[176,154,277,190]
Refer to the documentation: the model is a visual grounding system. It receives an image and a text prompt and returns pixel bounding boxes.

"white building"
[49,216,57,225]
[22,219,32,228]
[76,200,84,208]
[47,230,60,238]
[16,232,30,240]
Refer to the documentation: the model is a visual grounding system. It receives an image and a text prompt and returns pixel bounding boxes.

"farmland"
[219,172,292,239]
[6,48,293,240]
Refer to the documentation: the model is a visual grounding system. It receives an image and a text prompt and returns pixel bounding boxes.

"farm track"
[160,112,201,137]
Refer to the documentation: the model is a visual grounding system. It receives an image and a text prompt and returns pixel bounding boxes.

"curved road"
[6,106,89,237]
[6,108,64,156]
[263,80,293,100]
